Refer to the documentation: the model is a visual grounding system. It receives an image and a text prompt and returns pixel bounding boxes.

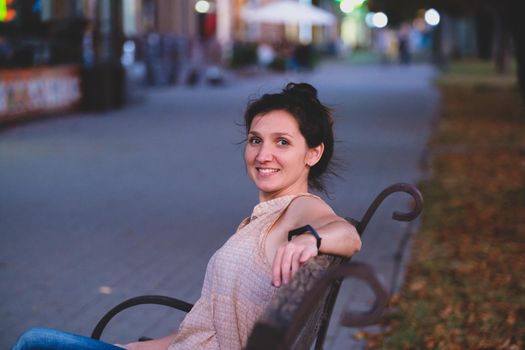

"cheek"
[244,147,254,164]
[279,153,302,169]
[291,151,308,165]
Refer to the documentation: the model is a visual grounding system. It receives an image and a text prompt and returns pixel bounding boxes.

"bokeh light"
[424,8,440,26]
[340,0,355,14]
[372,12,388,28]
[339,0,366,14]
[365,12,375,27]
[195,0,211,14]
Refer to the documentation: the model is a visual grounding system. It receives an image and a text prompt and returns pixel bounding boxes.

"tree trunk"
[507,0,525,104]
[475,6,494,60]
[493,4,511,75]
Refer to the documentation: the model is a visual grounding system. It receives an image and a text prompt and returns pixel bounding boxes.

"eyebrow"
[248,131,296,139]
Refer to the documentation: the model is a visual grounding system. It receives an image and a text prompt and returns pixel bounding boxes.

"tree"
[506,0,525,103]
[368,0,525,103]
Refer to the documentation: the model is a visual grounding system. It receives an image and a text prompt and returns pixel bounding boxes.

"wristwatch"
[288,224,322,250]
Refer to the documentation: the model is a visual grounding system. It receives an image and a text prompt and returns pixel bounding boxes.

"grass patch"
[435,59,519,92]
[364,61,525,349]
[346,49,383,64]
[444,59,517,76]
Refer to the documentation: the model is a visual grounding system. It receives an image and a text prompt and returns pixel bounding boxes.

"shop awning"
[241,1,336,26]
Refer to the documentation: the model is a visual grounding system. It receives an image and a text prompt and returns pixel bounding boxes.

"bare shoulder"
[284,195,340,227]
[288,195,334,213]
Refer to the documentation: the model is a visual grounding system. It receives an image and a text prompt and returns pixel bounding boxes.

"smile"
[257,167,280,174]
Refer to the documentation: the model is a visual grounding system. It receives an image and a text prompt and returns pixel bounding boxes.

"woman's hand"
[271,233,318,287]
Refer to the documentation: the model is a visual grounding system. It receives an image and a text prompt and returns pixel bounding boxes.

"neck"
[258,185,309,203]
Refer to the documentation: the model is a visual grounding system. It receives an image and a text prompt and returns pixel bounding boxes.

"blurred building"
[2,0,388,124]
[0,0,124,122]
[0,0,223,123]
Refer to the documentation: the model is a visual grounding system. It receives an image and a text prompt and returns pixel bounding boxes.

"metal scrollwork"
[353,183,424,235]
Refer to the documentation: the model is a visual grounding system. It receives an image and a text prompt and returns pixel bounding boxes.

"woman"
[12,82,361,350]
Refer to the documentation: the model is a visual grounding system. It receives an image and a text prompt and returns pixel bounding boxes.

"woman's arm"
[270,196,361,287]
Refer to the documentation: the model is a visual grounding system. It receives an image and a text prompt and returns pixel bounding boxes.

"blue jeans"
[11,328,124,350]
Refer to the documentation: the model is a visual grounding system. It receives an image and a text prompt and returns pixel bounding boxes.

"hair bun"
[284,82,318,100]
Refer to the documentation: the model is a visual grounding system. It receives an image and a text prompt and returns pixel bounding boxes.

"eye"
[248,136,261,145]
[277,139,289,146]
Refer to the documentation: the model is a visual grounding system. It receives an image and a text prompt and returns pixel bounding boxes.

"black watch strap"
[288,224,322,250]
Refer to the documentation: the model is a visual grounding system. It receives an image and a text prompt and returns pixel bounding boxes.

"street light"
[339,0,366,14]
[340,0,355,14]
[372,12,388,28]
[195,0,211,14]
[424,8,440,26]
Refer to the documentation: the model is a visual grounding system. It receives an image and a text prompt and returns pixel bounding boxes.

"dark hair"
[244,82,336,193]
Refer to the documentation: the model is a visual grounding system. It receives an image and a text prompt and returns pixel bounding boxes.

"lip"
[256,167,280,177]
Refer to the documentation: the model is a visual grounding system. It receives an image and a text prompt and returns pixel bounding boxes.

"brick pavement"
[0,62,438,348]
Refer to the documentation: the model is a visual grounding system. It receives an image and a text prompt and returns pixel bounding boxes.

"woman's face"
[244,110,323,202]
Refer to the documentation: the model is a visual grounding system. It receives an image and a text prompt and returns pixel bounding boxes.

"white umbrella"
[242,0,336,26]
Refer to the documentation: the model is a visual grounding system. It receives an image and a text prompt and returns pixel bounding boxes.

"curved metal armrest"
[349,183,424,236]
[91,295,193,340]
[338,262,389,327]
[284,261,388,345]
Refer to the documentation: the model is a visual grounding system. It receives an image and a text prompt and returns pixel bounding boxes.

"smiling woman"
[245,110,324,202]
[243,83,335,195]
[242,83,359,288]
[10,83,361,350]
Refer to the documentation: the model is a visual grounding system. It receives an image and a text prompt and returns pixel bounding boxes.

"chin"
[253,181,281,195]
[255,183,279,194]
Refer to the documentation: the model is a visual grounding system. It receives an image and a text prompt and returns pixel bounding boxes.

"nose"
[255,143,273,163]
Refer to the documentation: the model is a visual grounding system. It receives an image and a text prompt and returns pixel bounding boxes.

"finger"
[281,248,295,285]
[299,248,315,263]
[291,251,300,278]
[272,247,284,287]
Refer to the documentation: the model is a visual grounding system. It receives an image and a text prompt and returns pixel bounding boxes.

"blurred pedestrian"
[11,83,361,350]
[293,44,314,71]
[204,37,224,85]
[375,29,390,64]
[256,41,275,68]
[398,23,412,65]
[185,37,204,86]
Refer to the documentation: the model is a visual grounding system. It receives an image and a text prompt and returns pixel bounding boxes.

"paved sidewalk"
[0,61,439,348]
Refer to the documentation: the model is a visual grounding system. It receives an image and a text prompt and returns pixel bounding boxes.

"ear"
[306,143,324,167]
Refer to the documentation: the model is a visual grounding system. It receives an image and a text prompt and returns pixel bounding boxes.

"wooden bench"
[91,183,423,349]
